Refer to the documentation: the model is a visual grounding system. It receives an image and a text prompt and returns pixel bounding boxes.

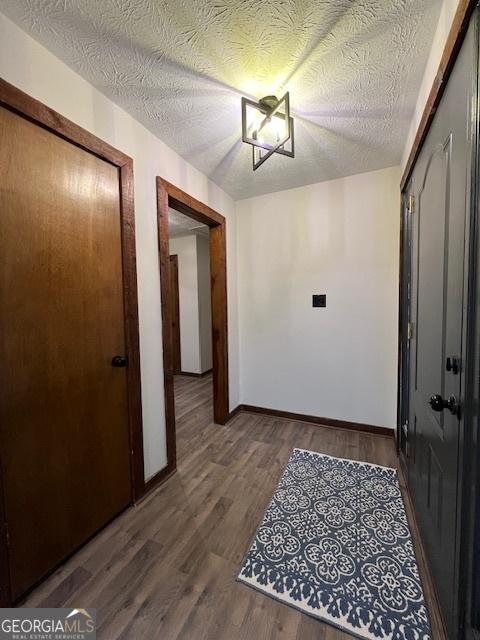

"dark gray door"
[407,19,474,637]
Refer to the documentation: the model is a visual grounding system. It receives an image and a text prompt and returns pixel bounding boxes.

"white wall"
[0,12,239,480]
[236,166,400,429]
[196,235,213,373]
[169,236,201,374]
[402,0,460,169]
[169,234,212,374]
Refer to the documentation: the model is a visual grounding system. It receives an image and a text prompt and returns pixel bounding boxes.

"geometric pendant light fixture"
[241,92,295,170]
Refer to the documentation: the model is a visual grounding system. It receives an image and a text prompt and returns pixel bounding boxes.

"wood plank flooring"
[21,374,444,639]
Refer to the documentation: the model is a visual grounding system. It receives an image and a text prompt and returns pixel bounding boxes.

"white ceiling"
[1,0,441,199]
[168,207,208,238]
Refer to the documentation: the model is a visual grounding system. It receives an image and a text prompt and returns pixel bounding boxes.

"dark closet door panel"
[407,17,473,636]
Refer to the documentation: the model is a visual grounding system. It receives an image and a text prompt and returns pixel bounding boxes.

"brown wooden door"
[169,255,181,374]
[0,106,132,600]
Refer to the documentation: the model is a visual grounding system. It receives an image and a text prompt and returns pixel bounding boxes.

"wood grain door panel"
[169,254,181,374]
[0,106,132,599]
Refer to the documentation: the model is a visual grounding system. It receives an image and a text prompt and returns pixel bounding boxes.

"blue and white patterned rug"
[238,448,431,640]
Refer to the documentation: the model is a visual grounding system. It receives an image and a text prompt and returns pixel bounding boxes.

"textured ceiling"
[168,207,208,237]
[0,0,441,199]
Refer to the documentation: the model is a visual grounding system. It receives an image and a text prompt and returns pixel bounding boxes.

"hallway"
[19,375,443,639]
[1,2,479,636]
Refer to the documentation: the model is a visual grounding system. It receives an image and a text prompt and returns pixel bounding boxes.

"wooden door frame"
[0,79,147,604]
[156,177,229,473]
[169,254,182,374]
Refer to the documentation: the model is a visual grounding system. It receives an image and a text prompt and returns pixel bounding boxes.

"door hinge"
[407,195,415,214]
[402,422,409,458]
[407,322,414,340]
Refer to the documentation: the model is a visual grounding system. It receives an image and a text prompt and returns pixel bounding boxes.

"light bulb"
[272,115,286,141]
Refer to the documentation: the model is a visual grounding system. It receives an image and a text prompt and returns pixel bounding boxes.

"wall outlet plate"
[312,294,326,308]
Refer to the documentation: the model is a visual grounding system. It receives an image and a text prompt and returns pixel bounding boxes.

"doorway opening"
[169,211,214,440]
[156,178,229,475]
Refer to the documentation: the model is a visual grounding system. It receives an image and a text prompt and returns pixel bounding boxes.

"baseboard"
[228,404,394,437]
[178,369,213,378]
[227,405,243,421]
[138,461,177,503]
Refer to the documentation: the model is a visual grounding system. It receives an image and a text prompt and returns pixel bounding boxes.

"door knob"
[429,393,459,416]
[111,355,128,368]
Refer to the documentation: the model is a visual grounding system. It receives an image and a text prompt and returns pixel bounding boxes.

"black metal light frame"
[241,92,295,170]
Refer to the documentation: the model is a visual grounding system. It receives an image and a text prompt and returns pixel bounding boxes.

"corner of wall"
[401,0,460,169]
